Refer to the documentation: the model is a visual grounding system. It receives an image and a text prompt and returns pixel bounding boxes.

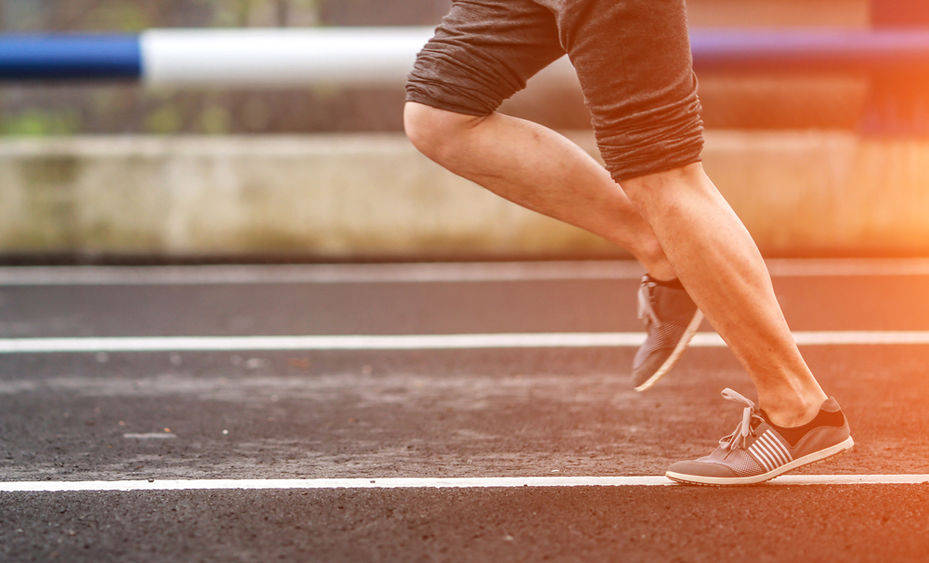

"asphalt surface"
[1,261,928,561]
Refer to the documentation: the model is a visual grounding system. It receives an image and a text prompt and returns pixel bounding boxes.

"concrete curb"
[703,131,929,255]
[0,131,927,259]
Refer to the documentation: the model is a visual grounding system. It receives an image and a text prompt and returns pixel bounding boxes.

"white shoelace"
[636,278,659,327]
[717,388,765,451]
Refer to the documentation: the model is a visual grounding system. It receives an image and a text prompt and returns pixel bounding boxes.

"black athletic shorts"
[406,0,705,182]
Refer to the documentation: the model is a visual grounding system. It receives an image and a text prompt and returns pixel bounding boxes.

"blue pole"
[872,0,929,28]
[0,34,140,80]
[864,0,929,135]
[690,30,929,72]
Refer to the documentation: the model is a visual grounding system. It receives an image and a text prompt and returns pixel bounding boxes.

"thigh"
[554,0,705,181]
[406,0,565,116]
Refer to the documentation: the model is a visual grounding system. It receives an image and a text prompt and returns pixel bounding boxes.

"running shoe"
[632,275,703,391]
[666,388,854,486]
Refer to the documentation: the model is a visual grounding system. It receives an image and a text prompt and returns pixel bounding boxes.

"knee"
[403,102,486,164]
[621,162,713,216]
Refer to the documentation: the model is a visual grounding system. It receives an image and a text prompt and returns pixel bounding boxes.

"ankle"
[649,276,684,290]
[638,244,676,282]
[758,389,828,428]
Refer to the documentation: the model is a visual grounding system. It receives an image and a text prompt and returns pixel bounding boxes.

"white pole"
[142,27,432,87]
[140,27,576,88]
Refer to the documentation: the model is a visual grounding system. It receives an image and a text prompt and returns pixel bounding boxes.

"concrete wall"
[1,132,927,260]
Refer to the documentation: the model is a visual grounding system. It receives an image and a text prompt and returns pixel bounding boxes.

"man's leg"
[621,165,853,484]
[621,164,826,425]
[403,102,674,280]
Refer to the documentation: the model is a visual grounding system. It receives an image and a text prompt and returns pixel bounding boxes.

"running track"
[1,259,928,561]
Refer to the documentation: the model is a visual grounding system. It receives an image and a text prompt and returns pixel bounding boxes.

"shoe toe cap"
[631,346,672,385]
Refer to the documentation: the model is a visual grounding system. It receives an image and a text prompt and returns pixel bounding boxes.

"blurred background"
[1,0,927,262]
[0,0,449,136]
[0,0,871,135]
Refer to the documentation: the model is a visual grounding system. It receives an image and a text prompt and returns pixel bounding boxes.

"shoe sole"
[634,309,704,393]
[665,435,855,486]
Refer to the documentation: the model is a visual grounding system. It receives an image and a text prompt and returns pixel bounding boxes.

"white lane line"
[790,331,929,345]
[0,331,928,354]
[2,474,927,492]
[0,258,927,286]
[766,258,929,277]
[0,262,642,286]
[122,433,177,440]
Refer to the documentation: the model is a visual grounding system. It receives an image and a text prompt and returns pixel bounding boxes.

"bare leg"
[405,103,825,424]
[622,163,828,426]
[404,102,675,281]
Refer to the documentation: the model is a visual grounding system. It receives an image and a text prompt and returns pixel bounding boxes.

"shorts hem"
[404,91,493,118]
[613,157,704,183]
